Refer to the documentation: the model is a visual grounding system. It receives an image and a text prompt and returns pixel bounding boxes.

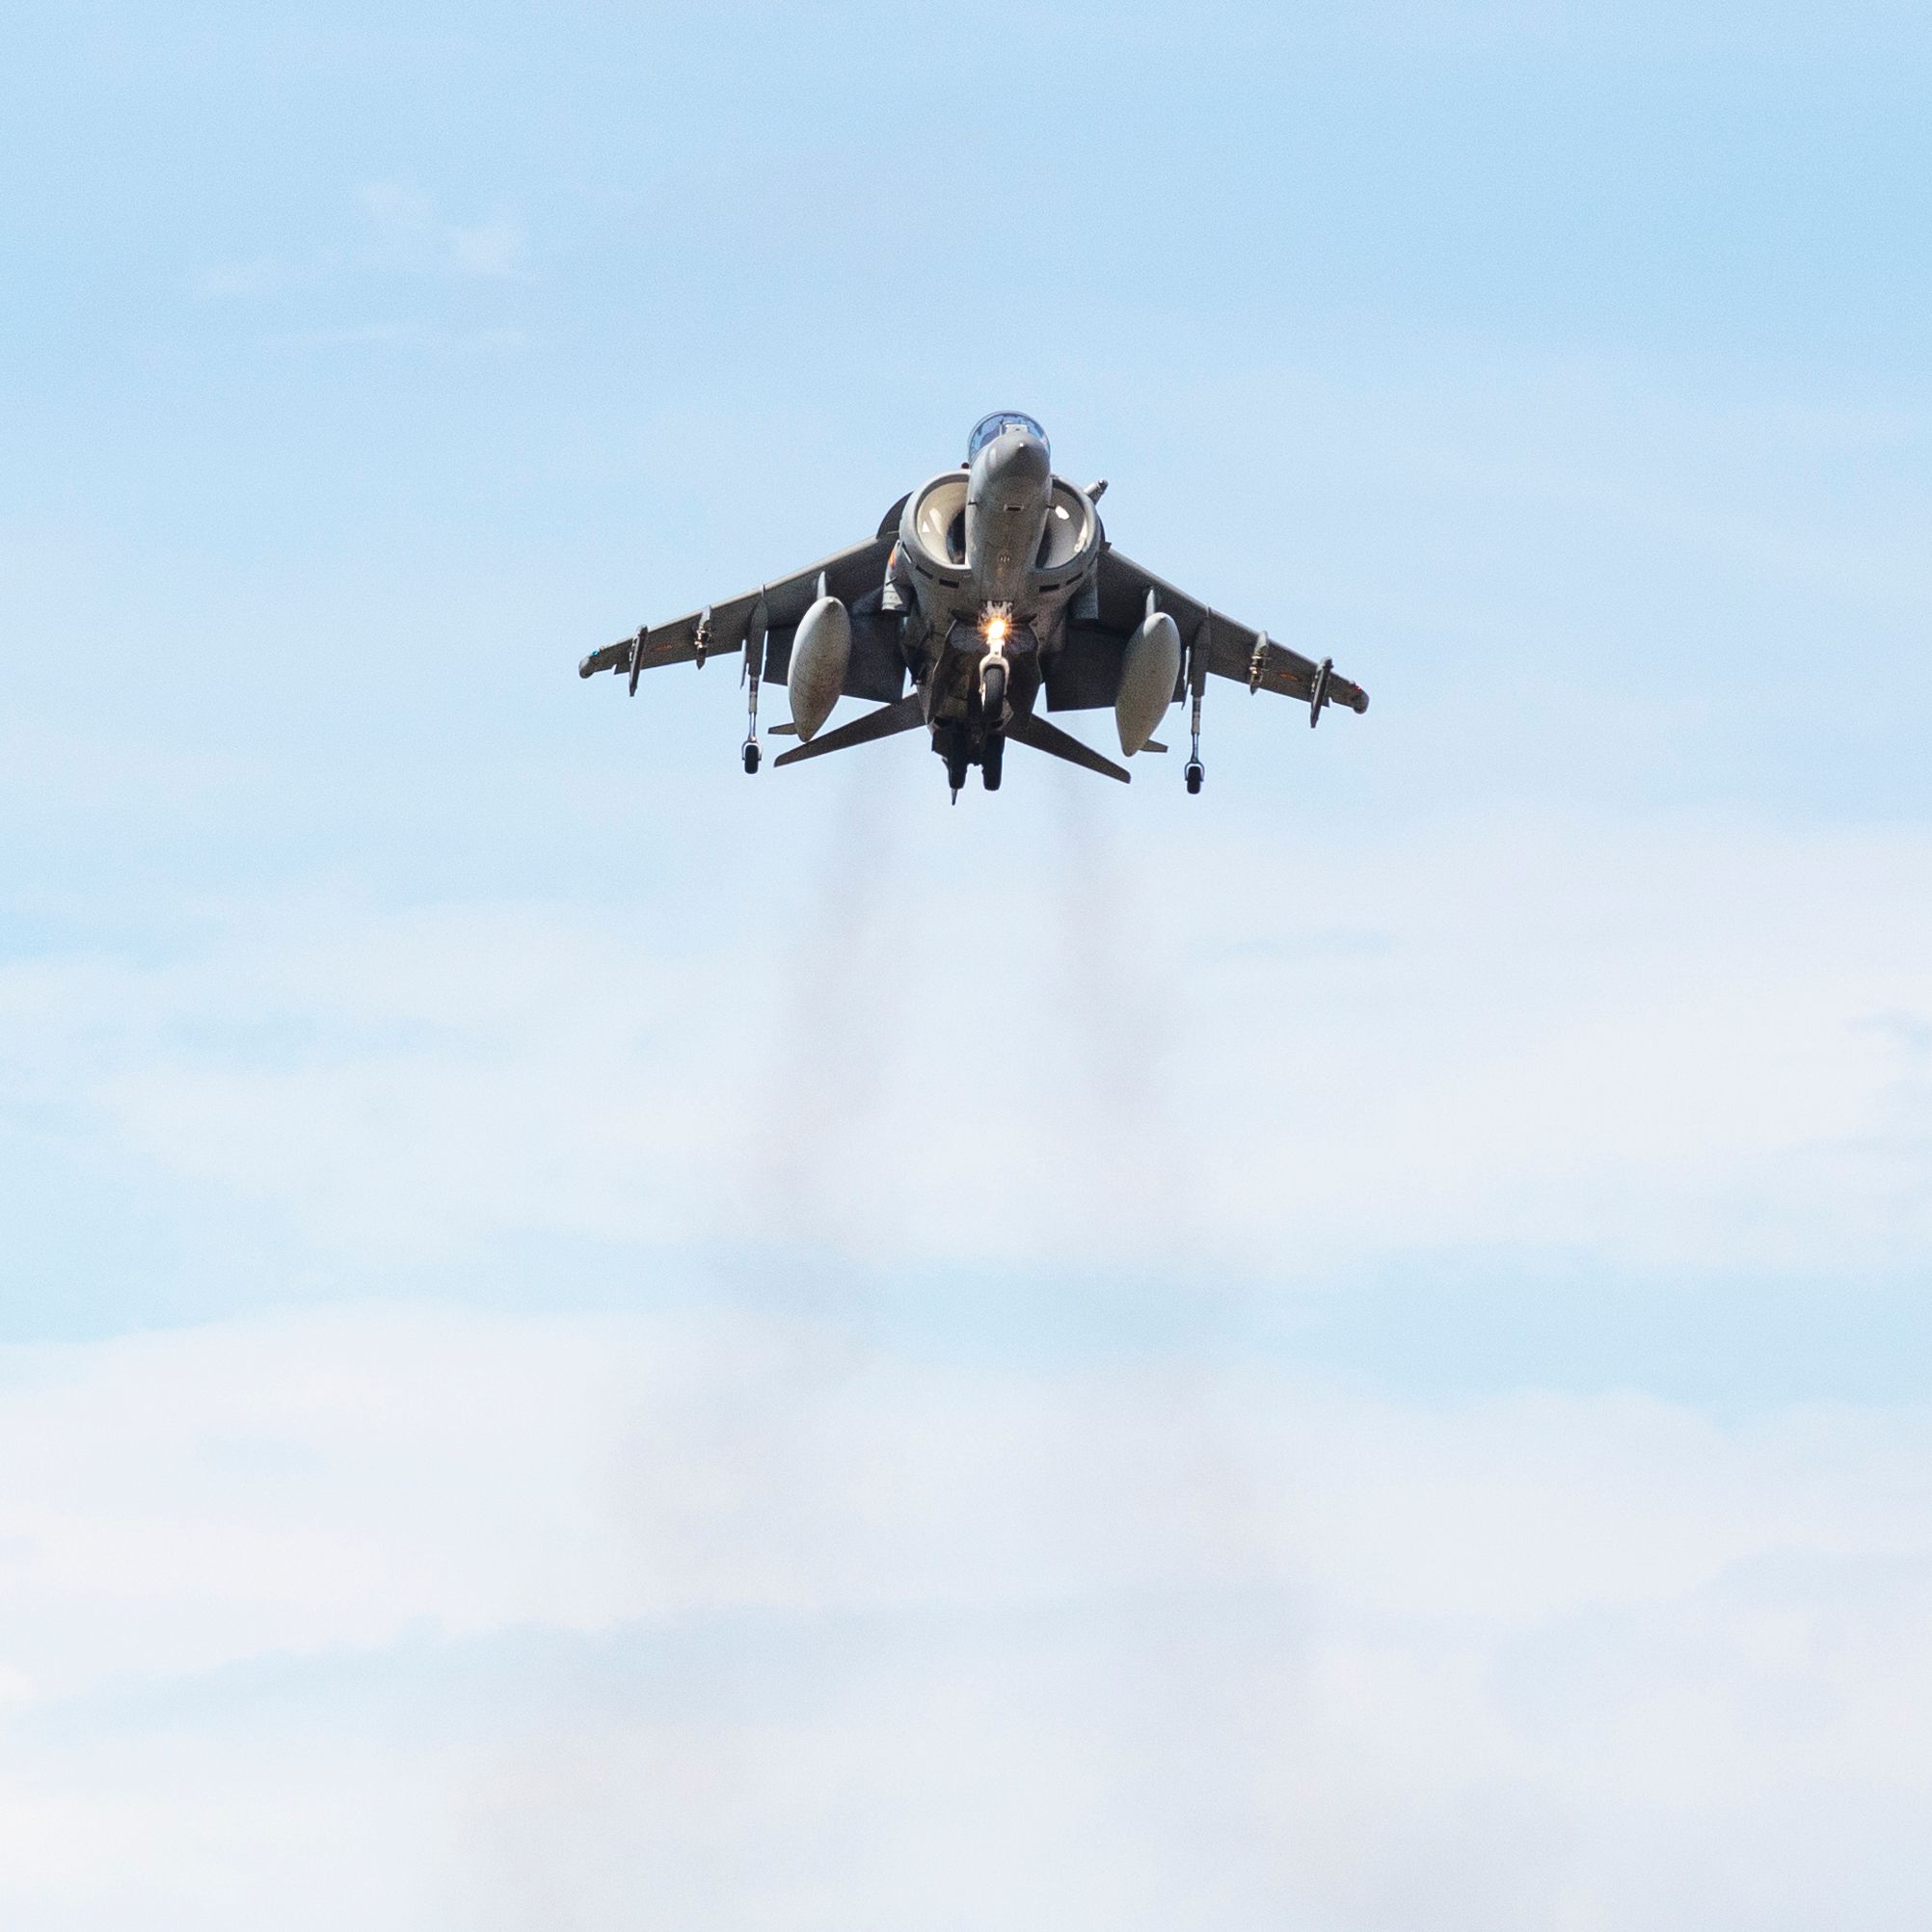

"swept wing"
[1044,548,1369,717]
[577,533,901,699]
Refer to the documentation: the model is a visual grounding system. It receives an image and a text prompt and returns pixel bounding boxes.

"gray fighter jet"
[577,413,1368,797]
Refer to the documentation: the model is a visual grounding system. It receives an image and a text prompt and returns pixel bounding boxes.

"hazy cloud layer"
[0,1303,1926,1930]
[5,2,1927,1922]
[7,806,1931,1284]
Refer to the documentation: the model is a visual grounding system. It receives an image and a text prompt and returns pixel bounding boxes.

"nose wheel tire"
[742,741,761,774]
[979,658,1007,723]
[1185,760,1204,794]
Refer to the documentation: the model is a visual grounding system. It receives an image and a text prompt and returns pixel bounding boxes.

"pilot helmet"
[966,413,1049,464]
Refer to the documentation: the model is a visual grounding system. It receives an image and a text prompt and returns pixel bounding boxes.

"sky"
[2,1,1930,1924]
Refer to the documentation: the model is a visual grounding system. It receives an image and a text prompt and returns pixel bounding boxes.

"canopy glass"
[966,413,1049,462]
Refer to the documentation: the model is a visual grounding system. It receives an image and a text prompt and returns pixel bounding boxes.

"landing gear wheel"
[980,657,1006,723]
[946,744,970,795]
[742,741,761,774]
[981,736,1004,792]
[1185,760,1204,795]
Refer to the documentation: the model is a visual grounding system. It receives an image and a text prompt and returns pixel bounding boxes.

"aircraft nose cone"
[986,428,1050,490]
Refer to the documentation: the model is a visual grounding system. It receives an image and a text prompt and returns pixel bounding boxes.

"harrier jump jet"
[577,413,1368,797]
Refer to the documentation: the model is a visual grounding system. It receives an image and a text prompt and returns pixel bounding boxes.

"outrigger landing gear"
[740,598,766,774]
[1182,637,1197,795]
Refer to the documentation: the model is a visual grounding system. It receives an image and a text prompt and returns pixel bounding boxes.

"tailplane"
[1005,711,1131,783]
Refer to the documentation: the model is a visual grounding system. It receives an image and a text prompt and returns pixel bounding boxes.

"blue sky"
[3,3,1931,1925]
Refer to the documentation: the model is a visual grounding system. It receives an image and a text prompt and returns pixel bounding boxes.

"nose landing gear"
[979,655,1007,724]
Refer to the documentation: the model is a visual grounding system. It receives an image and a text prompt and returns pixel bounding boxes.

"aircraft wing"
[1089,548,1369,714]
[578,533,899,684]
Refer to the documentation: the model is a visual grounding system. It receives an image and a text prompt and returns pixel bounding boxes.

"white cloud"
[190,184,525,311]
[0,1302,1925,1929]
[7,807,1932,1278]
[359,183,524,280]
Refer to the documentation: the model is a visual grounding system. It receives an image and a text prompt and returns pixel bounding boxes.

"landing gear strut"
[740,599,766,774]
[1185,669,1205,794]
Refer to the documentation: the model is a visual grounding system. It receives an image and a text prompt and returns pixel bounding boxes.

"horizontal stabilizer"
[773,693,925,767]
[1006,711,1130,784]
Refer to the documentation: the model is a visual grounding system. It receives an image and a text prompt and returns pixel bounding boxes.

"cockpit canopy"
[967,412,1049,463]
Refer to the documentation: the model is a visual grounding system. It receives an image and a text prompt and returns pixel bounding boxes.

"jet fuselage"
[885,414,1108,792]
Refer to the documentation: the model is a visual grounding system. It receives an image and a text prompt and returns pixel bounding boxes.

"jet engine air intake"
[1033,480,1099,572]
[903,475,972,587]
